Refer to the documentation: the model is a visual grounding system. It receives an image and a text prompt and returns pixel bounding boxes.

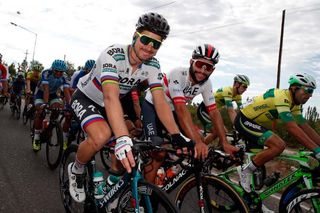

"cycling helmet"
[32,64,43,72]
[234,74,250,86]
[192,44,220,64]
[84,59,95,71]
[17,72,24,78]
[51,59,67,72]
[288,73,316,89]
[136,12,170,39]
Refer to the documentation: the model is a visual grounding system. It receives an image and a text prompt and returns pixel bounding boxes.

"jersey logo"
[183,86,200,96]
[173,80,179,84]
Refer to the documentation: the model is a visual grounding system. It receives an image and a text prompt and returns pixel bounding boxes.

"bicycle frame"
[217,150,319,205]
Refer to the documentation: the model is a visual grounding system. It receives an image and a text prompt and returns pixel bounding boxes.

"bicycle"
[0,94,8,110]
[101,139,249,212]
[31,107,64,170]
[213,145,320,212]
[22,93,35,125]
[10,94,22,119]
[59,140,179,213]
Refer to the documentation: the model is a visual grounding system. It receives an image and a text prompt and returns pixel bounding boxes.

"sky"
[1,0,320,110]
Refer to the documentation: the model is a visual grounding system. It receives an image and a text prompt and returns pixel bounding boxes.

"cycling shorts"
[71,89,107,132]
[34,90,62,106]
[234,112,273,146]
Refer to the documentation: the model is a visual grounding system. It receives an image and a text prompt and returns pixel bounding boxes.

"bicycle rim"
[282,188,320,213]
[46,123,63,169]
[175,175,249,213]
[100,148,111,171]
[117,181,178,213]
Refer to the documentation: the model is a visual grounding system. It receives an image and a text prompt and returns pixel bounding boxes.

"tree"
[8,63,17,77]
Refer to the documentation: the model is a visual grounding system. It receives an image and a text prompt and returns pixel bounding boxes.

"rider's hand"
[115,136,135,173]
[222,142,240,158]
[194,141,208,161]
[313,147,320,160]
[171,133,193,155]
[40,103,48,109]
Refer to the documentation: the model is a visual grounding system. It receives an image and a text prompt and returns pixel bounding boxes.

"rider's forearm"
[285,122,319,150]
[299,123,320,146]
[103,86,129,138]
[175,104,202,144]
[210,109,228,145]
[152,91,179,135]
[3,81,8,93]
[26,80,31,92]
[227,107,237,125]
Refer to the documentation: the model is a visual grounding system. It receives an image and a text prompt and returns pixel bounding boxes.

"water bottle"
[93,171,106,199]
[42,118,49,130]
[166,165,179,179]
[155,167,165,187]
[253,168,263,189]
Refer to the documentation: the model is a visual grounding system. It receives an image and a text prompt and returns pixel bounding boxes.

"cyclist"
[0,53,9,97]
[32,59,71,151]
[9,72,25,107]
[200,74,250,143]
[235,73,320,193]
[142,44,239,183]
[68,12,189,203]
[24,64,42,114]
[69,59,95,94]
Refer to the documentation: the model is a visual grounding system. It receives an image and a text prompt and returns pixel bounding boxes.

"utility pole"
[276,10,286,88]
[24,49,29,61]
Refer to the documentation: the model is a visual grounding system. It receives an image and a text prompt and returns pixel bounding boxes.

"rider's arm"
[2,80,8,95]
[209,107,239,155]
[298,123,320,147]
[174,102,203,144]
[26,79,31,93]
[227,107,237,125]
[43,84,49,104]
[103,83,129,138]
[152,89,180,134]
[285,121,319,150]
[63,87,71,105]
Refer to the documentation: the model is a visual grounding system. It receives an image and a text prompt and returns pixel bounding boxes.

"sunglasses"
[300,86,314,94]
[193,60,215,73]
[242,84,248,89]
[136,32,162,49]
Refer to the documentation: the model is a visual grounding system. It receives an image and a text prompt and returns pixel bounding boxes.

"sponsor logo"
[163,170,187,191]
[103,179,125,202]
[107,47,125,56]
[173,80,179,84]
[118,76,141,86]
[102,63,116,69]
[253,104,268,111]
[183,86,200,96]
[243,121,261,130]
[71,100,86,120]
[287,192,319,212]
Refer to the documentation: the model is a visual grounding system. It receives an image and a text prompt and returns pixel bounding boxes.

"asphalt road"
[0,104,64,212]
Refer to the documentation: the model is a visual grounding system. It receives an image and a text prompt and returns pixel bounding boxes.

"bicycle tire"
[22,105,28,124]
[46,122,64,170]
[175,175,249,213]
[279,179,305,209]
[16,97,21,120]
[280,188,320,213]
[59,144,98,213]
[117,180,178,213]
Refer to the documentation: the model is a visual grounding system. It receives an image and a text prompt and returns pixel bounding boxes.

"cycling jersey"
[26,71,41,92]
[240,88,306,128]
[77,44,163,107]
[0,64,8,81]
[70,70,86,89]
[214,86,242,109]
[11,79,25,95]
[35,69,69,95]
[145,67,216,111]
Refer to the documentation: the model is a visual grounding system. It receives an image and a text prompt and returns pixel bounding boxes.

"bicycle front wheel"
[175,175,248,213]
[117,180,178,213]
[280,188,320,213]
[46,123,64,169]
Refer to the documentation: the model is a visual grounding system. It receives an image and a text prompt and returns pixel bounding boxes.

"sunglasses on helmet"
[136,32,162,50]
[193,60,215,73]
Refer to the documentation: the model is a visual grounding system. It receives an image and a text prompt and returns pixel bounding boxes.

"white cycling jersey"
[77,44,163,106]
[145,67,217,111]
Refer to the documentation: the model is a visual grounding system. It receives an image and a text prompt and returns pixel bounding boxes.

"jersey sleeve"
[202,81,216,112]
[144,58,163,92]
[223,87,234,108]
[292,105,307,125]
[40,70,49,85]
[99,47,121,87]
[274,90,294,123]
[166,69,186,105]
[62,73,70,88]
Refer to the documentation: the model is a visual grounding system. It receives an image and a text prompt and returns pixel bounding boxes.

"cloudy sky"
[1,0,319,109]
